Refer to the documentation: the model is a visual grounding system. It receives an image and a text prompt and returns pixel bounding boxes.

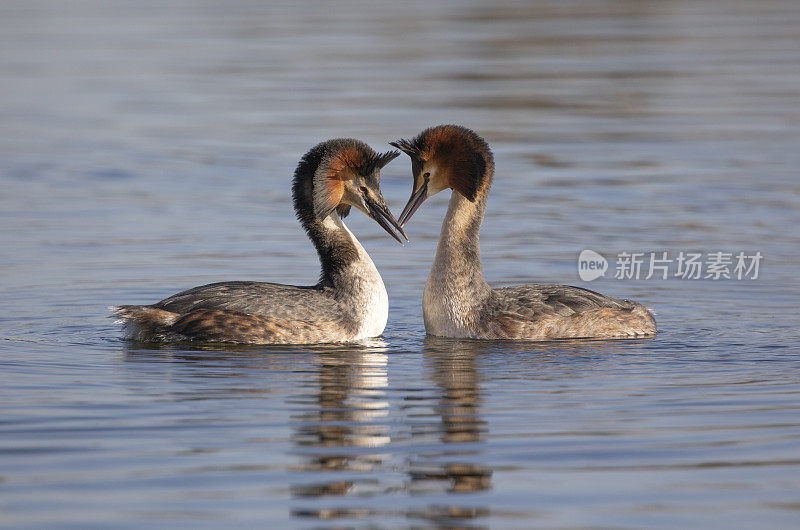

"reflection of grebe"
[292,349,390,493]
[411,341,492,494]
[113,140,405,344]
[391,125,657,340]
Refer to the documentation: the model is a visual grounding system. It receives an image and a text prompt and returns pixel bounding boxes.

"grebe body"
[392,125,656,340]
[113,139,404,344]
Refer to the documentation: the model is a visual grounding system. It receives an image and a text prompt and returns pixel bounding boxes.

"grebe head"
[294,139,406,244]
[390,125,494,226]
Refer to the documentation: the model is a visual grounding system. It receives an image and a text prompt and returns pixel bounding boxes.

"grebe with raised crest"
[391,125,656,340]
[113,139,406,344]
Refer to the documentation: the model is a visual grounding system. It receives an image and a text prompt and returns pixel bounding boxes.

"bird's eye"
[423,172,431,180]
[359,186,367,193]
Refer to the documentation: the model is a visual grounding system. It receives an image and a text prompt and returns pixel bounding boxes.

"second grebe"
[391,125,657,340]
[113,139,406,344]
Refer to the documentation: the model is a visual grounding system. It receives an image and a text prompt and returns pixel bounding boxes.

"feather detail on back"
[112,305,352,344]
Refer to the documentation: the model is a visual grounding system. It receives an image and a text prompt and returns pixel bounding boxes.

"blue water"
[1,1,799,527]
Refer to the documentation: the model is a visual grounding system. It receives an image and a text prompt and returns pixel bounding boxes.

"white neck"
[423,192,490,337]
[322,215,389,339]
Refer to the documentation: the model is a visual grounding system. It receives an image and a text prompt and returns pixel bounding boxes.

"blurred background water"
[1,0,799,528]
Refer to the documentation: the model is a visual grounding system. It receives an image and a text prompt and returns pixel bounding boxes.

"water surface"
[1,0,799,528]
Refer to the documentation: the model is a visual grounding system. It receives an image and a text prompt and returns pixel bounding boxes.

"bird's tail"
[110,305,179,341]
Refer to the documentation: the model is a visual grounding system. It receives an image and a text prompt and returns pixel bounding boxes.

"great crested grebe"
[390,125,657,340]
[113,139,406,344]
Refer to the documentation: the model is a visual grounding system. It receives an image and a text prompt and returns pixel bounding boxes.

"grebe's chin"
[391,125,656,340]
[113,139,406,344]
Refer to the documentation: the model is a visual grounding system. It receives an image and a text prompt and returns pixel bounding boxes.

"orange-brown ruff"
[391,125,657,340]
[112,139,404,344]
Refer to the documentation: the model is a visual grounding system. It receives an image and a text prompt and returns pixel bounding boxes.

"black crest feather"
[358,149,400,176]
[388,138,423,160]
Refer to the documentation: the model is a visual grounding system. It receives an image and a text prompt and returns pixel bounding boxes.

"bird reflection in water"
[410,338,493,495]
[290,339,391,500]
[289,338,493,527]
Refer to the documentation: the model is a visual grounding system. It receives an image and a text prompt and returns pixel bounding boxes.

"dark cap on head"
[391,124,493,202]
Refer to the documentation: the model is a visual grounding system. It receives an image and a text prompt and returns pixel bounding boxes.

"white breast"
[331,217,389,340]
[352,263,389,339]
[423,266,475,339]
